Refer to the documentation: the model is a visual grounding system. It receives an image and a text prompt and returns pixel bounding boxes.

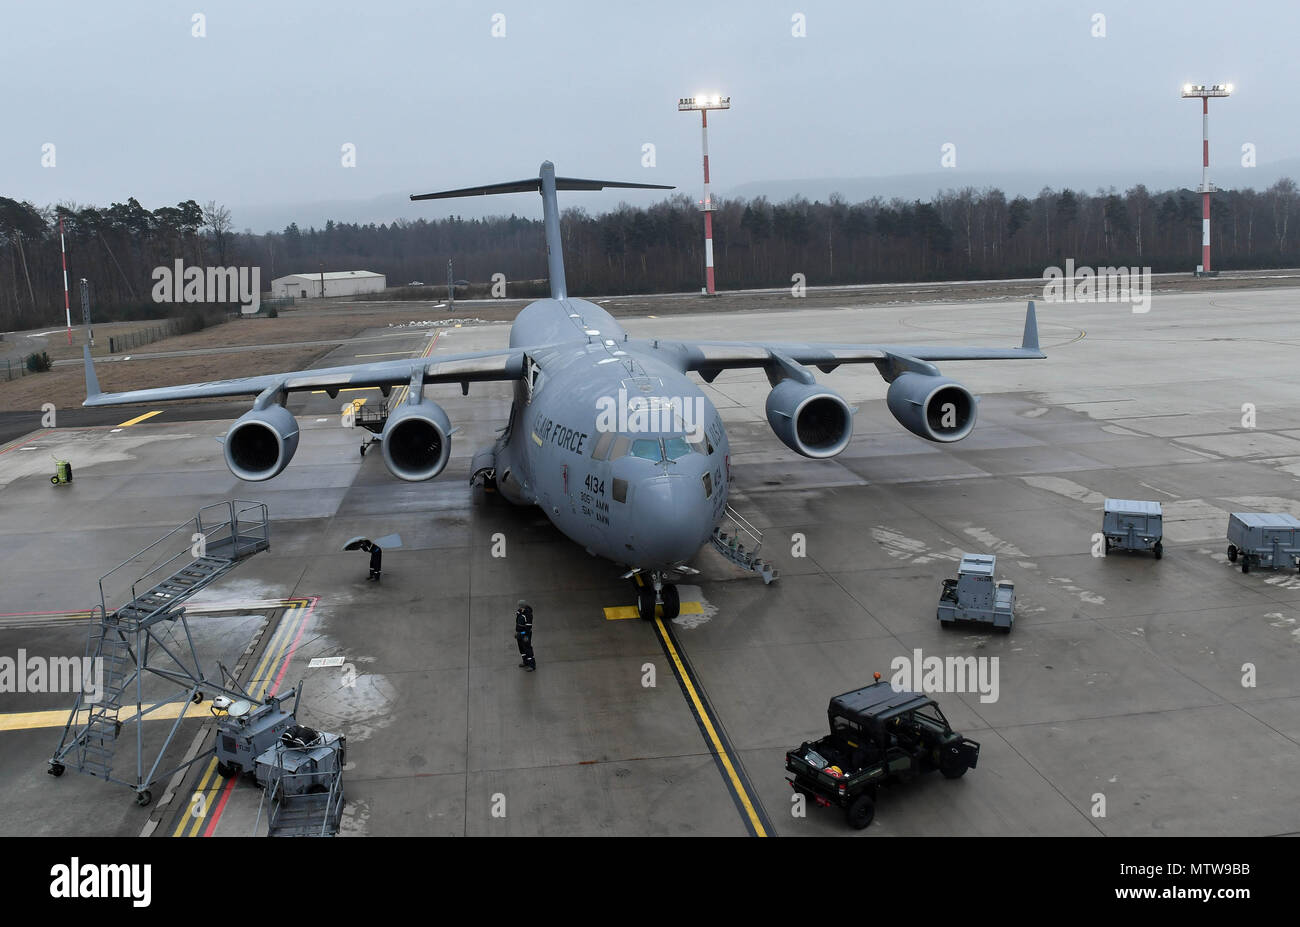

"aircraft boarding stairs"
[711,505,779,584]
[49,501,271,805]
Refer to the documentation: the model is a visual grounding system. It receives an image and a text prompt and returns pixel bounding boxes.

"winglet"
[82,345,101,402]
[1022,301,1040,353]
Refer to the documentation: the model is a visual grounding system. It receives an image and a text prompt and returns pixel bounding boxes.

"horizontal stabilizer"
[412,176,673,200]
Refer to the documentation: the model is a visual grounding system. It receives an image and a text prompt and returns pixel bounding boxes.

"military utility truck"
[785,680,980,829]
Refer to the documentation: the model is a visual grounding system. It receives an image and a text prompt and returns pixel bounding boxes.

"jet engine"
[381,399,452,481]
[224,404,300,481]
[886,372,977,442]
[764,380,854,458]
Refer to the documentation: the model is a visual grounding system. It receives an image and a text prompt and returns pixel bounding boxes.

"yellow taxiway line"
[116,410,163,427]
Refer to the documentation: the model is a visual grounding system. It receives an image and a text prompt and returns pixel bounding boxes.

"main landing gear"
[631,572,680,621]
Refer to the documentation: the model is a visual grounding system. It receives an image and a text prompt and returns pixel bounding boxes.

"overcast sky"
[3,0,1292,230]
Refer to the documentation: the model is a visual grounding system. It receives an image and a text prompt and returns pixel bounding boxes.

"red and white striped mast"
[1181,82,1232,276]
[59,215,72,343]
[678,93,730,295]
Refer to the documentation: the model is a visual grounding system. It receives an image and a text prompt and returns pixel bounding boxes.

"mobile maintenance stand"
[351,400,389,457]
[48,501,270,806]
[1102,499,1163,558]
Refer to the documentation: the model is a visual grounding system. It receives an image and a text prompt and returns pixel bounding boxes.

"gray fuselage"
[489,297,729,571]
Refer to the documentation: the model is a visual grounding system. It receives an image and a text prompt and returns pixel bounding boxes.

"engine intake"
[224,405,300,481]
[765,380,854,458]
[886,373,977,442]
[381,399,452,481]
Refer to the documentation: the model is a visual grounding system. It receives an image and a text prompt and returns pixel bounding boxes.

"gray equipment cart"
[255,726,346,837]
[214,685,300,779]
[1226,513,1300,574]
[937,554,1015,632]
[1103,499,1163,558]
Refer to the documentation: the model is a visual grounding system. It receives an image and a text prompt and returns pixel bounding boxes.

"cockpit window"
[591,432,614,461]
[664,437,692,461]
[688,431,713,455]
[630,439,662,461]
[610,436,631,460]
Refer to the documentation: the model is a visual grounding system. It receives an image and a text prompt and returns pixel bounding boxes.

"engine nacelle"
[224,404,300,481]
[381,399,452,481]
[764,379,854,458]
[886,372,977,442]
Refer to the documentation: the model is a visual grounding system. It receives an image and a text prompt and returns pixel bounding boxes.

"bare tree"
[203,200,233,265]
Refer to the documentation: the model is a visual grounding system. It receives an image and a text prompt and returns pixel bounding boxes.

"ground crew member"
[515,599,535,671]
[363,541,383,582]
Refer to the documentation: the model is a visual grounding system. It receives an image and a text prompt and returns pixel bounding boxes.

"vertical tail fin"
[83,345,101,401]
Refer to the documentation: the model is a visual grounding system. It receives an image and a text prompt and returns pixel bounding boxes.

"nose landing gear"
[631,571,680,621]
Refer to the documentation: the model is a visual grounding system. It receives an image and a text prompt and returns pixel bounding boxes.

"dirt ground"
[3,270,1296,412]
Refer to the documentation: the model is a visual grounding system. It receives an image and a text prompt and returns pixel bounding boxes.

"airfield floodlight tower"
[678,94,730,295]
[80,277,93,347]
[1181,82,1232,276]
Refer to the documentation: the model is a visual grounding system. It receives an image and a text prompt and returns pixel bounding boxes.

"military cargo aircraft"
[82,161,1044,619]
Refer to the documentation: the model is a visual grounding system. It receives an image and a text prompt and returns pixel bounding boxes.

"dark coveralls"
[367,544,382,582]
[515,605,535,670]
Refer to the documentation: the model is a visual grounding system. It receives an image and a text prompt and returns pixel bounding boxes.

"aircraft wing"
[81,344,529,407]
[666,301,1043,382]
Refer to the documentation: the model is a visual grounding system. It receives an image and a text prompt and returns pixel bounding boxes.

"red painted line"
[201,776,238,837]
[0,429,54,456]
[0,597,309,620]
[198,596,316,837]
[268,597,318,696]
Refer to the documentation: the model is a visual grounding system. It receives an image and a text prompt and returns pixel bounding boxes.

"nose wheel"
[632,573,680,621]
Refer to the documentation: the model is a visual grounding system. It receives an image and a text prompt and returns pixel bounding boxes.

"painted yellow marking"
[356,351,417,358]
[531,432,543,446]
[0,699,216,732]
[246,603,302,699]
[392,331,442,406]
[117,410,163,427]
[176,758,220,837]
[310,387,380,394]
[604,601,703,621]
[654,616,768,836]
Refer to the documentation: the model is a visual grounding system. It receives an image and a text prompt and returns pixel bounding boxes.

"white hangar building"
[271,270,386,299]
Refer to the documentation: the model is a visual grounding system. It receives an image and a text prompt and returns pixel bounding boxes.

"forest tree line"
[1,178,1297,329]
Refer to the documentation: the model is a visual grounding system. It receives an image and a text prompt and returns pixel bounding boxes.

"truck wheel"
[1227,545,1238,562]
[1153,542,1163,560]
[217,761,238,779]
[845,794,875,830]
[1242,558,1250,574]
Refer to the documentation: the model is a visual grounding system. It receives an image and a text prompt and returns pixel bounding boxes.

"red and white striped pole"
[59,216,72,344]
[701,109,715,295]
[1182,83,1230,275]
[1200,96,1211,273]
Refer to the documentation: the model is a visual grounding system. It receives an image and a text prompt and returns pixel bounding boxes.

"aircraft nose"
[632,475,716,566]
